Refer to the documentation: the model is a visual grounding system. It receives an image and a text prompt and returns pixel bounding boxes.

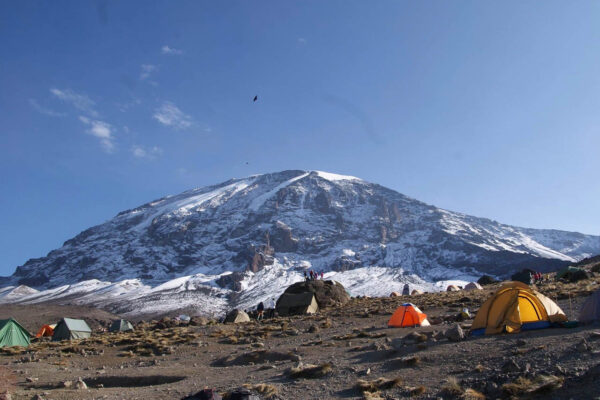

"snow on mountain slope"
[1,170,598,316]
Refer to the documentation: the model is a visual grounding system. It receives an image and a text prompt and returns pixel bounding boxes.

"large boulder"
[282,280,350,308]
[477,275,498,285]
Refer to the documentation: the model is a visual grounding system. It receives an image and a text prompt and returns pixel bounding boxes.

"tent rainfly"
[579,289,600,323]
[35,324,56,338]
[52,318,92,341]
[109,319,134,332]
[388,303,430,327]
[446,285,460,292]
[0,318,31,348]
[471,281,567,335]
[464,282,483,291]
[223,309,251,324]
[276,292,319,316]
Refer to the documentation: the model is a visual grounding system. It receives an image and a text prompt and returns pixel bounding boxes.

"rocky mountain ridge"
[1,170,598,316]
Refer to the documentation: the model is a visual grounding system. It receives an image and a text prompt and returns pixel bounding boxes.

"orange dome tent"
[35,324,56,338]
[388,303,430,327]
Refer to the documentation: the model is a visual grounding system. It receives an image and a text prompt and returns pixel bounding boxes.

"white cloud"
[50,88,98,117]
[116,97,141,112]
[79,116,115,152]
[297,37,307,45]
[161,45,183,55]
[140,64,158,80]
[29,98,66,117]
[131,145,163,159]
[153,101,193,129]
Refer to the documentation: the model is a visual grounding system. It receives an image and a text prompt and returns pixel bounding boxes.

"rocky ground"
[1,276,600,400]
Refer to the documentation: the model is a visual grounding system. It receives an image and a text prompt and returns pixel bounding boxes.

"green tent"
[109,319,134,332]
[556,266,588,282]
[52,318,92,341]
[0,318,31,348]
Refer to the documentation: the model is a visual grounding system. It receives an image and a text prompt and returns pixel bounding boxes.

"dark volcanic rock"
[282,280,350,308]
[269,221,299,253]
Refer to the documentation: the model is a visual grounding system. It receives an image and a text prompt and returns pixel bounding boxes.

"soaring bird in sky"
[253,95,258,102]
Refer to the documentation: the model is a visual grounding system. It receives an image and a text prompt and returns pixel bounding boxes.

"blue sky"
[1,1,599,276]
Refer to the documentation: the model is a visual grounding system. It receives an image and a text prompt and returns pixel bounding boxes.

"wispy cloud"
[79,116,115,152]
[140,64,158,80]
[153,101,193,129]
[161,45,183,55]
[297,37,307,45]
[50,88,98,117]
[131,145,163,159]
[116,97,141,112]
[29,98,66,117]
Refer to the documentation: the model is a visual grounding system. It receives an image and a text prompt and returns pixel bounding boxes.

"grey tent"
[276,292,319,316]
[579,289,600,323]
[109,319,134,332]
[224,309,250,324]
[52,318,92,341]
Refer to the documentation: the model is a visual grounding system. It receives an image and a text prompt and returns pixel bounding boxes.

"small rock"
[365,368,371,375]
[75,377,88,390]
[501,359,521,373]
[30,395,44,400]
[516,339,527,346]
[445,324,465,342]
[404,332,428,344]
[62,380,73,388]
[577,339,591,352]
[25,377,38,382]
[589,331,600,340]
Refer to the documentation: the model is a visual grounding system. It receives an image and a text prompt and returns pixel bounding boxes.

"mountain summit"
[1,170,598,316]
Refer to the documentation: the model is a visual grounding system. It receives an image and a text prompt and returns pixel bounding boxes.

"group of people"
[531,271,544,283]
[304,270,324,281]
[255,297,276,321]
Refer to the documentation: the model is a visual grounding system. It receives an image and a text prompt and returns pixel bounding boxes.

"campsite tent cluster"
[386,280,600,336]
[0,317,135,348]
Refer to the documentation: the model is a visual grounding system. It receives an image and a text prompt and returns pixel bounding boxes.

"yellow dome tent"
[471,281,566,335]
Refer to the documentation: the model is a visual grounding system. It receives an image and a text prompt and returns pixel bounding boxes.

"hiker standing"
[304,271,308,281]
[256,301,265,321]
[267,297,276,318]
[321,271,324,280]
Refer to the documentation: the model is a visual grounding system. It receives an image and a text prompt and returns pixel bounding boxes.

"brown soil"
[1,274,600,399]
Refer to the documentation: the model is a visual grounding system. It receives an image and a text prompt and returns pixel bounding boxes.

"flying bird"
[253,95,258,102]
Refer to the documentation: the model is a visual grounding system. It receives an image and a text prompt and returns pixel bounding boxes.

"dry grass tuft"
[362,391,384,400]
[356,377,403,393]
[463,388,486,399]
[409,385,426,396]
[243,383,278,399]
[473,364,485,373]
[400,356,420,366]
[440,377,463,398]
[288,363,332,379]
[502,375,563,396]
[321,318,332,329]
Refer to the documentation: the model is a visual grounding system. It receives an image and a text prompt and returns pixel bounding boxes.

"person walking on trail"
[267,298,276,318]
[320,271,324,280]
[256,301,265,321]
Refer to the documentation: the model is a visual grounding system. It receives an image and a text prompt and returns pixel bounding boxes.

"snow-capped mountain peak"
[1,170,598,316]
